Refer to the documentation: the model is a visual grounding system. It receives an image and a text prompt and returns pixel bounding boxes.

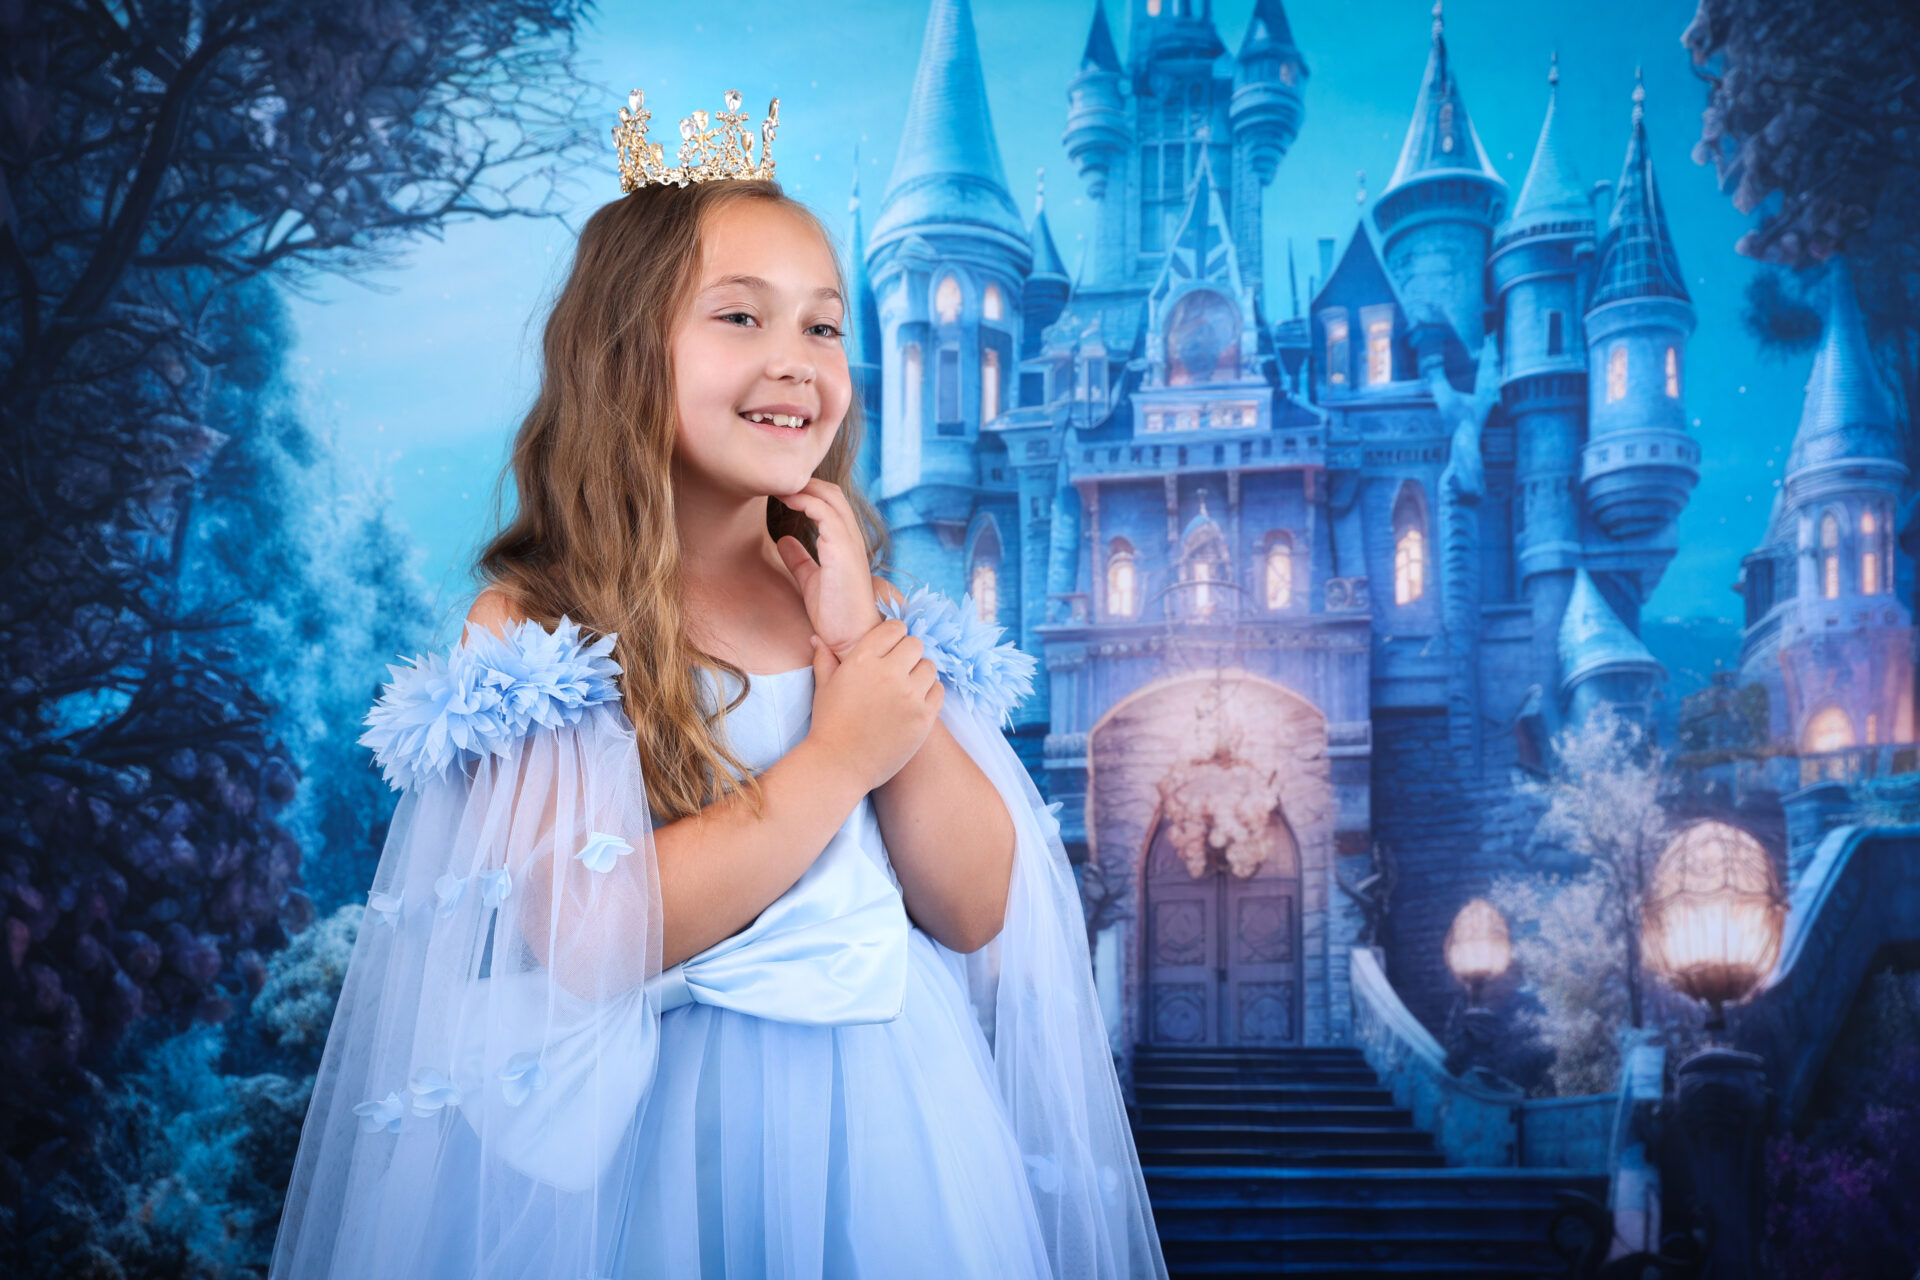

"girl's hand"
[773,478,879,658]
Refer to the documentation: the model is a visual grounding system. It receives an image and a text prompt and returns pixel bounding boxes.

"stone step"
[1143,1166,1608,1207]
[1144,1103,1415,1129]
[1150,1199,1587,1240]
[1136,1046,1368,1064]
[1161,1230,1563,1268]
[1135,1082,1398,1109]
[1135,1124,1437,1153]
[1137,1065,1383,1086]
[1159,1258,1553,1278]
[1141,1147,1452,1169]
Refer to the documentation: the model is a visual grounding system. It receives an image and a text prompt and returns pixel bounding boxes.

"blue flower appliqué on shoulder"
[358,615,624,792]
[874,585,1038,729]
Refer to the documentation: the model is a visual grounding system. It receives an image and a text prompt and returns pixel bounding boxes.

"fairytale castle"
[843,0,1915,1052]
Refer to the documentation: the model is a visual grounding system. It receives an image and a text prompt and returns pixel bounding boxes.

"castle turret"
[1762,257,1915,750]
[845,153,883,497]
[868,0,1032,590]
[1490,55,1596,687]
[1559,569,1664,726]
[1581,71,1698,542]
[1023,169,1071,362]
[1372,1,1507,353]
[1229,0,1306,290]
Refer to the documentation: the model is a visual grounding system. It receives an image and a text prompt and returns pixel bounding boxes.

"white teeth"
[744,412,807,428]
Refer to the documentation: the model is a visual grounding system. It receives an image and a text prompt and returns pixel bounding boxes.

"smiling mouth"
[740,411,811,430]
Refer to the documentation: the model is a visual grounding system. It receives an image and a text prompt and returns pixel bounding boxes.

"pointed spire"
[1029,167,1068,279]
[1080,0,1121,73]
[1786,256,1905,474]
[1287,237,1301,319]
[1508,51,1591,233]
[873,0,1026,250]
[1384,0,1502,193]
[1238,0,1299,58]
[1559,569,1661,691]
[1591,69,1688,308]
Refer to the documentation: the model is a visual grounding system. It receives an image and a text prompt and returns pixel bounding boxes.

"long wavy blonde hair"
[474,179,893,822]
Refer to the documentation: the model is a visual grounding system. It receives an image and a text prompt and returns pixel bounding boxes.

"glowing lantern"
[1444,898,1512,1005]
[1642,822,1787,1029]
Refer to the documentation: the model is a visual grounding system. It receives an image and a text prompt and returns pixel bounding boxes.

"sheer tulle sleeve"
[878,588,1169,1280]
[270,616,666,1280]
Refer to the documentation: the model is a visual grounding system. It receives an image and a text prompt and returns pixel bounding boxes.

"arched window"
[1264,535,1293,609]
[1803,706,1855,753]
[981,348,1000,424]
[1392,485,1427,606]
[1607,344,1628,403]
[902,343,922,435]
[1365,310,1392,386]
[935,274,962,325]
[1322,310,1349,386]
[1821,511,1841,599]
[983,283,1003,321]
[1861,509,1881,595]
[970,562,998,624]
[1664,346,1680,398]
[1106,538,1137,619]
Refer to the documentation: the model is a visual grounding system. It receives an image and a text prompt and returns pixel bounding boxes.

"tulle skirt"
[613,927,1053,1279]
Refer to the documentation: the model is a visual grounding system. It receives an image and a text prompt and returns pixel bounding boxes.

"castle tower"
[1023,170,1071,362]
[1581,71,1698,553]
[1744,257,1915,752]
[845,152,884,498]
[1490,55,1596,690]
[1372,1,1507,354]
[1228,0,1306,300]
[1062,1,1129,287]
[868,0,1033,590]
[1559,569,1664,726]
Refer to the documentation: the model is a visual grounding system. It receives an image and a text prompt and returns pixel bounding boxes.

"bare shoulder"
[870,574,907,609]
[464,586,530,642]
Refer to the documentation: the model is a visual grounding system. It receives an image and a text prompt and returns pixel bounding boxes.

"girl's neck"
[671,468,783,594]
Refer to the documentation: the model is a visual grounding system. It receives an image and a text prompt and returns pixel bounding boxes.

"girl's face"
[670,199,850,504]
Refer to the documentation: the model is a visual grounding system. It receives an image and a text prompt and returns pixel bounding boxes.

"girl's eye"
[718,313,841,339]
[720,311,756,326]
[809,323,844,339]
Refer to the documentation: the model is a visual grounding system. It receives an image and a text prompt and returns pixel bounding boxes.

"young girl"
[269,96,1165,1280]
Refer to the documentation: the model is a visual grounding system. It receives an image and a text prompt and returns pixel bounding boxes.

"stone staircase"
[1134,1045,1608,1278]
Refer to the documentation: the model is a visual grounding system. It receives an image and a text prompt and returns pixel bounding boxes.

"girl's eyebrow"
[702,273,842,306]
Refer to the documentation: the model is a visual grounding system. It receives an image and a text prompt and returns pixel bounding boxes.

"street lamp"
[1640,820,1785,1280]
[1444,897,1512,1007]
[1641,821,1786,1031]
[1443,898,1512,1079]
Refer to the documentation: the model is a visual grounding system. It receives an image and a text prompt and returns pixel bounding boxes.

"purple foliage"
[1763,1046,1920,1279]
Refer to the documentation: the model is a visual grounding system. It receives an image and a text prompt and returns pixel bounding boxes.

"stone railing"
[1350,946,1618,1173]
[1349,947,1524,1167]
[1732,823,1920,1125]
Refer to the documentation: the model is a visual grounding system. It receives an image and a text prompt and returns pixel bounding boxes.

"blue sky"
[286,0,1805,633]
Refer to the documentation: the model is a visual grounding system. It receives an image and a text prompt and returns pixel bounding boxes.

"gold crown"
[613,88,780,193]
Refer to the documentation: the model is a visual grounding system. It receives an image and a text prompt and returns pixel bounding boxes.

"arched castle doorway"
[1142,802,1301,1044]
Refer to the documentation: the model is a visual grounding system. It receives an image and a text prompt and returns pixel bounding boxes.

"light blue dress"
[614,665,1053,1279]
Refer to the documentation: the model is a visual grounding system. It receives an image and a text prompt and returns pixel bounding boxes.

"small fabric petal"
[478,867,512,907]
[434,872,468,917]
[353,1091,404,1134]
[575,830,633,874]
[409,1067,464,1116]
[500,1051,548,1108]
[366,890,403,926]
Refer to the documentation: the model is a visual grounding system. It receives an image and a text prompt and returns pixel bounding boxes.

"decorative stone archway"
[1088,669,1337,1057]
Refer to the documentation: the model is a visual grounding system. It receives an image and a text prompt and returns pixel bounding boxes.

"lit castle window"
[1393,485,1427,605]
[1804,706,1854,753]
[1265,537,1293,609]
[1821,512,1841,599]
[1106,538,1137,619]
[981,348,1000,423]
[1366,316,1392,386]
[1323,311,1349,385]
[1664,346,1680,398]
[970,562,998,624]
[935,274,962,325]
[1607,344,1628,403]
[1861,509,1880,595]
[983,283,1003,321]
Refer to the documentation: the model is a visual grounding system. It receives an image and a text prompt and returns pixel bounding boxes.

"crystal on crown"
[613,87,780,193]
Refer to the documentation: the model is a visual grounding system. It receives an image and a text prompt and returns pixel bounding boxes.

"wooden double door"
[1141,814,1301,1046]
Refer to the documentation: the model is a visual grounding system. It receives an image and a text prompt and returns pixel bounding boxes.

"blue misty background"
[296,0,1796,659]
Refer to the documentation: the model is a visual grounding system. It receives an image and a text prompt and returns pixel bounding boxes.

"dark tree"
[1683,0,1920,450]
[0,0,599,1205]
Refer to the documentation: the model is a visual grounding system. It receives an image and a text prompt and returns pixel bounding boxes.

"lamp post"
[1443,898,1512,1077]
[1642,820,1787,1280]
